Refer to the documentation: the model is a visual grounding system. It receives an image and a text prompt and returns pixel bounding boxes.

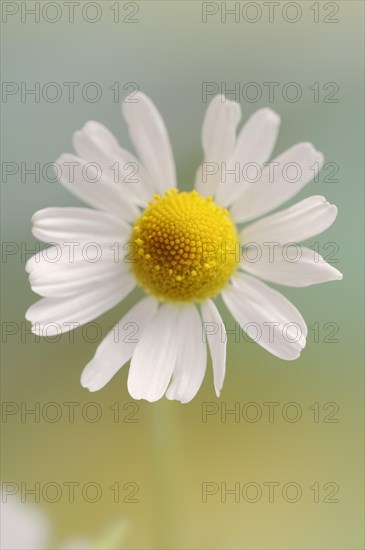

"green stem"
[149,399,188,549]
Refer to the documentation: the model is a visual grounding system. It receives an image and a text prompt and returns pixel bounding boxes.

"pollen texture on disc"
[129,189,239,302]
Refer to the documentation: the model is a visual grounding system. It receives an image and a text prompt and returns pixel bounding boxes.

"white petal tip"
[331,203,338,214]
[281,342,306,361]
[127,385,153,402]
[72,130,82,147]
[80,374,109,393]
[301,141,317,152]
[81,383,99,393]
[31,209,44,224]
[26,322,40,336]
[216,94,240,107]
[173,393,195,404]
[80,363,105,393]
[122,90,146,111]
[166,393,187,404]
[55,153,69,165]
[82,120,101,132]
[284,352,303,361]
[299,142,323,160]
[142,395,160,403]
[25,308,32,322]
[260,108,281,125]
[311,196,338,220]
[80,373,91,389]
[327,202,338,216]
[327,267,343,281]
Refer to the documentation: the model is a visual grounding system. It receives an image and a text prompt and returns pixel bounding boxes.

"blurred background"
[1,1,364,548]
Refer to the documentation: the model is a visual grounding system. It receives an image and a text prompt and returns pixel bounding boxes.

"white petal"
[127,304,179,402]
[26,245,60,274]
[26,208,130,298]
[122,92,176,193]
[29,255,126,298]
[73,121,152,206]
[26,243,126,277]
[215,108,281,207]
[230,143,324,223]
[56,154,139,223]
[75,120,120,149]
[201,95,242,161]
[195,95,241,197]
[166,305,207,403]
[200,299,226,397]
[223,273,307,360]
[26,273,135,335]
[81,297,158,391]
[242,196,338,245]
[241,245,343,287]
[26,239,127,275]
[32,207,130,245]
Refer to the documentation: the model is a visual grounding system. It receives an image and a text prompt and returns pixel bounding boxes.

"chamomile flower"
[26,93,342,402]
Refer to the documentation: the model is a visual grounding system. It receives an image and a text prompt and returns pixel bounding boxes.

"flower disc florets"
[130,189,238,302]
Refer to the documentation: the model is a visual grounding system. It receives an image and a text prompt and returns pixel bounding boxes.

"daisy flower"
[26,93,342,402]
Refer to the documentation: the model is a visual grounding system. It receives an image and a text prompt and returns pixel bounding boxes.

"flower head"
[130,189,238,302]
[26,93,342,402]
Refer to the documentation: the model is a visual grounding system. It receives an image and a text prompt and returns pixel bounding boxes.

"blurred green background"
[1,1,364,548]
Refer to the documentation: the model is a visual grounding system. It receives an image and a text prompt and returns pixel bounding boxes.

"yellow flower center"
[130,189,239,302]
